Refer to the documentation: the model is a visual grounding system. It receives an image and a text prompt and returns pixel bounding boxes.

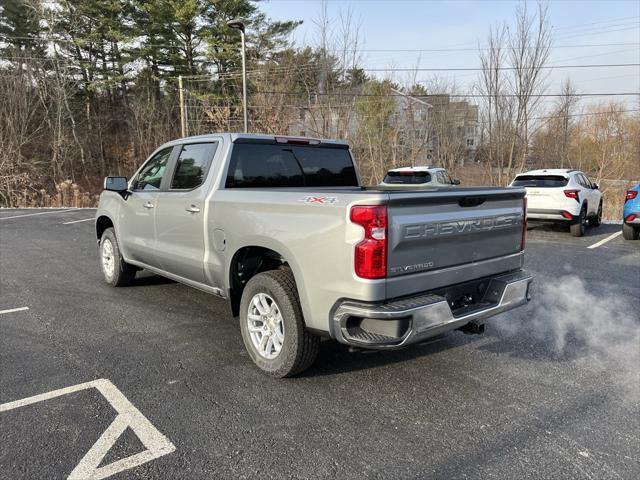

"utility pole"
[227,19,248,133]
[240,30,247,133]
[178,75,187,137]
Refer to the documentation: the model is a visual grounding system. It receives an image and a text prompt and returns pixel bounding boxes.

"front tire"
[100,228,136,287]
[622,223,638,240]
[570,207,587,237]
[239,269,320,377]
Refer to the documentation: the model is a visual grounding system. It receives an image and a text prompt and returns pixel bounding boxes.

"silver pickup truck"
[96,133,532,377]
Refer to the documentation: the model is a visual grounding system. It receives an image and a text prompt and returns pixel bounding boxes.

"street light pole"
[227,19,248,133]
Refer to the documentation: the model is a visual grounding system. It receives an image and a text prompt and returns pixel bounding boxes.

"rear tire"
[622,223,638,240]
[570,207,587,237]
[591,201,603,227]
[239,269,320,377]
[100,228,136,287]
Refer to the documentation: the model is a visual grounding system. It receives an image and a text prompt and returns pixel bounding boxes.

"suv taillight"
[350,205,387,279]
[626,190,638,201]
[564,189,579,200]
[521,197,527,250]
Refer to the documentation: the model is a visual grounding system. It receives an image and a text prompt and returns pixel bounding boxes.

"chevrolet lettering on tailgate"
[403,213,522,239]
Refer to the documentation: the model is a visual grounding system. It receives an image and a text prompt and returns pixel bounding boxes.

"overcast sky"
[262,0,640,110]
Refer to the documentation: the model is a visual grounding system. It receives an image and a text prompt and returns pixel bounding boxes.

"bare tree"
[508,2,552,174]
[477,1,551,184]
[555,78,579,168]
[478,22,513,185]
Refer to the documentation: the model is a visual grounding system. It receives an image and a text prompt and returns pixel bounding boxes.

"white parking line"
[0,209,73,220]
[63,218,95,225]
[587,231,622,249]
[0,378,175,480]
[0,307,29,315]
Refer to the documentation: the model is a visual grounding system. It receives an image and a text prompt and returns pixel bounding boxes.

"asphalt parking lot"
[1,208,638,480]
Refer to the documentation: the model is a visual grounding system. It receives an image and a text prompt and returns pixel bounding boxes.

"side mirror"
[104,176,129,192]
[452,179,461,185]
[592,183,599,190]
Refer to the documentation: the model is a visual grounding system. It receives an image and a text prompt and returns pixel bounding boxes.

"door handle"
[143,202,154,209]
[185,205,201,213]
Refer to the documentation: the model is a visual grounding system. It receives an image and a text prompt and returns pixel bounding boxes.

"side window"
[134,147,173,191]
[572,174,583,188]
[585,176,595,188]
[442,172,452,184]
[436,172,445,184]
[170,143,217,190]
[578,174,589,188]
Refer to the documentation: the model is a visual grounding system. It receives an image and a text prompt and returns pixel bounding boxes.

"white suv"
[510,169,603,237]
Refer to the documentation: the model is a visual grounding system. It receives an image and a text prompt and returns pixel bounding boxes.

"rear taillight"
[350,205,387,279]
[521,197,527,250]
[626,190,638,201]
[626,214,637,222]
[564,189,579,200]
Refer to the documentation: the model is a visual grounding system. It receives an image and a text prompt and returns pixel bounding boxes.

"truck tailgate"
[386,188,526,298]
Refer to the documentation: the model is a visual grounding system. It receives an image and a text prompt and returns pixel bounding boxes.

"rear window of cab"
[512,175,568,188]
[225,143,358,188]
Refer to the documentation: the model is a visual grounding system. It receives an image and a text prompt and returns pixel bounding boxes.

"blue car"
[623,183,640,240]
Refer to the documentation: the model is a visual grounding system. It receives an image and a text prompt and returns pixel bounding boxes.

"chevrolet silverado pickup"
[96,133,533,377]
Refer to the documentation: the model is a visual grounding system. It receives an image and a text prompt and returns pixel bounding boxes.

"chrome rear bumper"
[331,270,533,349]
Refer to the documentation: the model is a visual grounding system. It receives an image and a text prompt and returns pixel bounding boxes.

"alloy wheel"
[247,293,285,360]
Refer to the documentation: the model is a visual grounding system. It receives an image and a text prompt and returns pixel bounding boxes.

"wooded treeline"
[0,0,301,206]
[1,1,637,215]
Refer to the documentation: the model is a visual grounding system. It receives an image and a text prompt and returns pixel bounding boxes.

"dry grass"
[600,180,635,223]
[10,180,98,208]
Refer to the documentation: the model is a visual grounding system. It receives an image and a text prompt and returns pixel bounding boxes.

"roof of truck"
[163,133,349,147]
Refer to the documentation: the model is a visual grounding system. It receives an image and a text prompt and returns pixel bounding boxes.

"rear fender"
[226,236,311,324]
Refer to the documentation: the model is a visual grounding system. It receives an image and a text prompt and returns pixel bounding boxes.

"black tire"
[570,206,587,237]
[591,201,603,227]
[239,269,320,377]
[99,228,136,287]
[622,223,638,240]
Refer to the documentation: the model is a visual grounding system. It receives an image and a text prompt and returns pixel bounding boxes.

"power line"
[554,25,640,40]
[551,15,639,30]
[531,109,639,121]
[238,90,639,99]
[3,35,638,53]
[549,48,639,64]
[359,42,639,53]
[4,56,637,72]
[357,63,640,72]
[0,35,241,53]
[553,20,639,34]
[183,109,640,124]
